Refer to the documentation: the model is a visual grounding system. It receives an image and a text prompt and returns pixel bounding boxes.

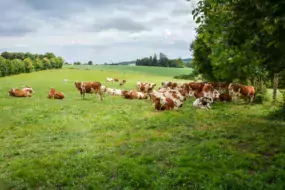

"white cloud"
[0,0,199,63]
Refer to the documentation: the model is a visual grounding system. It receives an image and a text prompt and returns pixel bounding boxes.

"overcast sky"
[0,0,198,64]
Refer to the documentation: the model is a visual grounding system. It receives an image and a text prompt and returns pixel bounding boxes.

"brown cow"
[188,82,205,91]
[47,88,65,99]
[74,81,103,101]
[114,78,119,82]
[119,80,126,86]
[9,88,31,97]
[228,83,255,103]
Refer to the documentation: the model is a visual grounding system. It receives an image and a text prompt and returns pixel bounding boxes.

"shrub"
[253,85,269,104]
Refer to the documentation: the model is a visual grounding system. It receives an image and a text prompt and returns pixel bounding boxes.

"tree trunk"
[273,73,279,101]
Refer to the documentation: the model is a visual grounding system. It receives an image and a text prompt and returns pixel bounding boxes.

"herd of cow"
[8,77,256,111]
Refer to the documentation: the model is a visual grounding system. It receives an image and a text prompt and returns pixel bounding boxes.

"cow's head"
[212,89,220,100]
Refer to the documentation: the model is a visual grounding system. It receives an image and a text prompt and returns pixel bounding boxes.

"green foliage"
[0,68,284,189]
[74,61,81,65]
[23,58,34,73]
[88,60,93,65]
[42,57,51,70]
[0,51,64,77]
[135,53,185,68]
[188,0,285,85]
[254,85,269,104]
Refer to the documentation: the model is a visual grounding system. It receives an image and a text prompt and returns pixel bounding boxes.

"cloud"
[0,0,198,63]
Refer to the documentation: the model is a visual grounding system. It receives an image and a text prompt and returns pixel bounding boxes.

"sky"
[0,0,198,64]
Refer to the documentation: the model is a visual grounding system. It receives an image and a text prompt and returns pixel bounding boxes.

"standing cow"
[74,81,103,101]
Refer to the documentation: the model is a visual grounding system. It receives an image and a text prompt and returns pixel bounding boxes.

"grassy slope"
[0,68,284,189]
[63,64,193,78]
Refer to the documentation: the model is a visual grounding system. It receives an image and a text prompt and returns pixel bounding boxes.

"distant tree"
[42,57,51,70]
[23,58,34,72]
[152,54,158,66]
[34,58,43,71]
[88,61,93,65]
[0,56,7,77]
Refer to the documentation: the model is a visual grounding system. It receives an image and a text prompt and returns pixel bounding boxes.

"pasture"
[0,67,284,189]
[64,64,193,77]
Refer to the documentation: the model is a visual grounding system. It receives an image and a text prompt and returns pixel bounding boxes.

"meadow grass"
[0,68,284,189]
[63,64,193,78]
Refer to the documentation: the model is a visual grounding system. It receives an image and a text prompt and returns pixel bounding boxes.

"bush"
[253,85,269,104]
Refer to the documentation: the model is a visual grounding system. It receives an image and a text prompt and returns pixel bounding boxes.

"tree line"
[0,51,64,77]
[135,53,188,68]
[188,0,285,101]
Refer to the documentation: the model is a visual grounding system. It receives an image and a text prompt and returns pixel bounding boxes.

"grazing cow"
[219,93,232,102]
[228,83,255,103]
[154,97,175,111]
[74,81,103,101]
[106,77,114,83]
[114,78,119,82]
[193,96,214,109]
[9,88,31,97]
[119,80,126,86]
[22,86,34,93]
[47,88,65,99]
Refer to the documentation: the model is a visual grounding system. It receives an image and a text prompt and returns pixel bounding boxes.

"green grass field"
[0,67,284,189]
[64,64,193,78]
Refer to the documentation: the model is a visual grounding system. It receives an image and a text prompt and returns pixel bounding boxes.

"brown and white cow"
[193,96,214,109]
[137,82,156,93]
[122,90,148,99]
[228,83,255,103]
[106,77,114,83]
[47,88,65,99]
[154,97,175,111]
[9,88,31,97]
[74,81,103,101]
[119,80,126,86]
[201,84,220,100]
[22,86,34,93]
[161,81,178,90]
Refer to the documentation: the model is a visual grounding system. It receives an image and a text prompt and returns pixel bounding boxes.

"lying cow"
[9,88,31,97]
[47,88,65,99]
[22,86,34,93]
[137,82,156,93]
[119,80,126,86]
[154,97,175,111]
[74,81,103,101]
[154,96,182,111]
[193,96,214,109]
[219,93,232,102]
[102,87,122,96]
[122,90,148,99]
[106,77,114,83]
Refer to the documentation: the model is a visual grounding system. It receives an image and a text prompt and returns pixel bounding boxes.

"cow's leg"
[250,95,254,103]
